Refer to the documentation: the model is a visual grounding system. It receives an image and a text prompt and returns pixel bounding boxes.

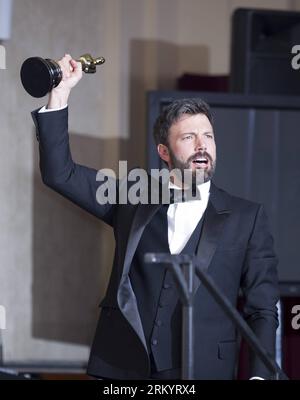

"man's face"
[157,113,216,185]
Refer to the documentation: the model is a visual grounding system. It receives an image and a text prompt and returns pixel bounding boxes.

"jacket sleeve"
[241,204,280,379]
[31,107,116,226]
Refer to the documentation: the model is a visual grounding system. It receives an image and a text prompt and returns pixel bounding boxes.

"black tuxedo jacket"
[32,107,279,380]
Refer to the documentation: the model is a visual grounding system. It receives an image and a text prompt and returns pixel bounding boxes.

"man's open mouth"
[191,156,209,167]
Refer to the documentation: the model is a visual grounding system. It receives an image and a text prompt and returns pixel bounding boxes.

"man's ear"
[157,144,170,164]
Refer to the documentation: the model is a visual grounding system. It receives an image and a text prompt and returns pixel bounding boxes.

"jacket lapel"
[193,183,232,294]
[117,201,162,351]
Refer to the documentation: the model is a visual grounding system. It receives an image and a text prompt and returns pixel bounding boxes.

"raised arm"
[32,54,116,226]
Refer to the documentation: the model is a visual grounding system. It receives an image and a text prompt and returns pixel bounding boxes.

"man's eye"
[205,134,213,139]
[183,135,192,140]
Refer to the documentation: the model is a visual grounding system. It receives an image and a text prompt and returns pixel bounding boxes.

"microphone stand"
[144,253,288,380]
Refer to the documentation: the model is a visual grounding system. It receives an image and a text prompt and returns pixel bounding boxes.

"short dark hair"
[153,98,213,146]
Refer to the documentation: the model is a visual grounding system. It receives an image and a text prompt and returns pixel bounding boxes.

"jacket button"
[163,283,171,289]
[155,320,162,327]
[152,339,158,345]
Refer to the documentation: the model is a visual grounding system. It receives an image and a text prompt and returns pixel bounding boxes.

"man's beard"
[168,148,216,187]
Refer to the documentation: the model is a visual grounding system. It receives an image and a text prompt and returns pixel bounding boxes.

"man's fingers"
[70,59,78,69]
[70,59,82,77]
[63,54,72,66]
[55,54,83,89]
[58,55,74,79]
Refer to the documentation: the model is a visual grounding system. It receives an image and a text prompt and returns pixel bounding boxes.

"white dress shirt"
[167,180,211,254]
[38,105,68,113]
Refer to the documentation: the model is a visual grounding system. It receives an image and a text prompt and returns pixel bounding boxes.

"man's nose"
[195,136,206,151]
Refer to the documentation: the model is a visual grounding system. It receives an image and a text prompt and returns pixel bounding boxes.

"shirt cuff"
[249,376,265,380]
[38,104,68,113]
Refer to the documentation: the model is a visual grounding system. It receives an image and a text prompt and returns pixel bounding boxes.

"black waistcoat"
[129,204,205,372]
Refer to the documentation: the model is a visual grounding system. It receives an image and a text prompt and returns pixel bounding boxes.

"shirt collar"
[168,180,211,201]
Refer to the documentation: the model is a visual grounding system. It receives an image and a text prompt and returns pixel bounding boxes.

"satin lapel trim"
[193,200,231,294]
[122,202,162,277]
[117,202,162,352]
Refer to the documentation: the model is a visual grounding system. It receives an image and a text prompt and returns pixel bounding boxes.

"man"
[32,55,279,380]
